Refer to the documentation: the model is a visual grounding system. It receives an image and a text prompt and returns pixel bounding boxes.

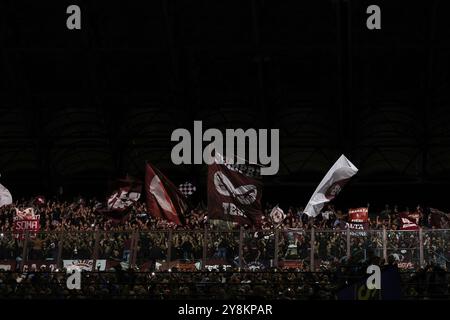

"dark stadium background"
[1,0,449,212]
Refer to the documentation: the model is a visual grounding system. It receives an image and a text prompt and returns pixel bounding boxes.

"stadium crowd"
[0,259,448,299]
[0,197,449,300]
[0,199,450,265]
[1,197,449,233]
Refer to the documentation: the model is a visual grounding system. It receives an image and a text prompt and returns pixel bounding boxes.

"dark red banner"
[349,207,368,222]
[207,162,263,226]
[348,207,369,233]
[13,208,40,240]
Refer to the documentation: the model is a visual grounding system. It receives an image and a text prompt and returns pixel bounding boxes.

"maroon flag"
[207,158,263,226]
[399,212,419,230]
[145,163,187,225]
[429,208,450,228]
[107,177,142,212]
[96,176,142,223]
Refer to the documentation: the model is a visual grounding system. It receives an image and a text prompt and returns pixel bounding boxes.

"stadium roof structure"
[1,1,450,203]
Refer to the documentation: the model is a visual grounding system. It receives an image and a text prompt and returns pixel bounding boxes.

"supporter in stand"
[1,262,446,299]
[1,197,450,281]
[0,199,447,245]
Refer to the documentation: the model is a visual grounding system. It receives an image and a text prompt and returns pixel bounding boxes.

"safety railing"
[1,228,449,272]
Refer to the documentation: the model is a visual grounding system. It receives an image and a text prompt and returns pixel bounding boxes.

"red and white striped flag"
[145,163,188,225]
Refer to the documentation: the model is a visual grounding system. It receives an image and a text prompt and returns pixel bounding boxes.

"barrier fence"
[0,227,449,272]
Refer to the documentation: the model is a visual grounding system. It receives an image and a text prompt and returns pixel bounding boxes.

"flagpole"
[217,152,265,167]
[233,153,265,167]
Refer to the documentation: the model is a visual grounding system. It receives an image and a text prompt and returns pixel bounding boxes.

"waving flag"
[105,176,142,211]
[207,154,263,226]
[270,205,286,225]
[0,183,12,208]
[429,208,450,228]
[304,154,358,217]
[95,176,142,224]
[399,212,419,230]
[179,182,197,197]
[145,163,187,225]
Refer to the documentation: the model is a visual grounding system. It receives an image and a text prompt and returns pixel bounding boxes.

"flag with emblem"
[207,154,263,226]
[270,205,286,225]
[304,154,358,217]
[179,182,196,197]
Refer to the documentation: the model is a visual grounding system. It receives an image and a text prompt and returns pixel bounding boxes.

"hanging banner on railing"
[63,259,106,272]
[0,263,12,271]
[0,260,58,272]
[23,261,58,272]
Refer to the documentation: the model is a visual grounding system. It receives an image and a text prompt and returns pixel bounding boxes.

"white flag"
[304,155,358,217]
[0,183,12,208]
